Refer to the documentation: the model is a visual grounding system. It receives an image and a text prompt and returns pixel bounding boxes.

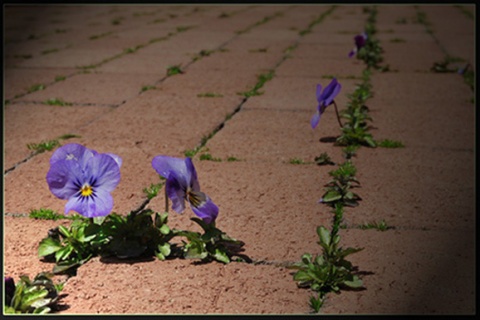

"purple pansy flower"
[311,78,342,129]
[46,143,122,218]
[5,277,15,306]
[348,32,368,58]
[151,155,218,224]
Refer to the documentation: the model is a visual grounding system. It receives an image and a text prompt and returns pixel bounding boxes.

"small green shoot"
[289,158,305,165]
[44,98,72,106]
[315,152,335,166]
[197,92,223,98]
[27,140,60,153]
[142,179,165,200]
[4,272,63,314]
[29,208,82,221]
[141,85,156,92]
[358,220,392,231]
[27,84,45,93]
[199,153,222,162]
[54,75,66,82]
[166,65,183,76]
[377,139,405,148]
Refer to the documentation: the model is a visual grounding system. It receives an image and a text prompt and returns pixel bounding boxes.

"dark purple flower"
[46,143,122,218]
[151,155,218,224]
[311,78,342,129]
[5,276,15,306]
[348,32,368,58]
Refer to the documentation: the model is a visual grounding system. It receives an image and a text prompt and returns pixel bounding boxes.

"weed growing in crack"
[166,64,183,76]
[27,140,60,153]
[44,98,72,106]
[320,161,362,208]
[358,220,393,231]
[27,83,45,93]
[289,158,306,165]
[289,204,363,312]
[141,85,156,92]
[29,208,82,221]
[54,75,66,82]
[4,273,64,314]
[197,92,223,98]
[199,153,222,162]
[238,70,275,97]
[315,152,335,166]
[377,139,405,148]
[89,31,113,40]
[142,177,165,200]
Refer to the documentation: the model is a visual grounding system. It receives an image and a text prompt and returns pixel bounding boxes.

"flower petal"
[348,47,357,58]
[152,155,188,179]
[104,153,123,168]
[50,143,95,168]
[165,174,187,213]
[46,159,83,200]
[84,154,121,193]
[65,189,113,217]
[315,83,323,103]
[189,191,219,224]
[311,110,321,129]
[323,78,341,106]
[185,157,200,191]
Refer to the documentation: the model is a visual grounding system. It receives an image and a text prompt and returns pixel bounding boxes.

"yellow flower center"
[80,184,93,197]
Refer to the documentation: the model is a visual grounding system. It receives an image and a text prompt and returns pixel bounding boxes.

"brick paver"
[3,4,475,315]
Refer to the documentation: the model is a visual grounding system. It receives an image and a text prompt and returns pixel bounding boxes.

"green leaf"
[321,190,342,203]
[317,226,331,246]
[55,245,73,262]
[57,225,71,238]
[157,243,171,257]
[213,248,230,264]
[38,237,62,257]
[20,289,48,311]
[93,216,106,225]
[344,276,363,288]
[159,223,170,235]
[293,270,312,282]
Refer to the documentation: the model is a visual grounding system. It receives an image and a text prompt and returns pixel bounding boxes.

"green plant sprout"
[320,161,362,208]
[166,65,183,76]
[377,139,405,148]
[289,158,306,165]
[29,208,82,221]
[4,273,64,314]
[238,70,274,97]
[176,218,248,264]
[358,220,393,231]
[44,98,72,106]
[197,92,223,98]
[289,204,363,312]
[315,152,335,166]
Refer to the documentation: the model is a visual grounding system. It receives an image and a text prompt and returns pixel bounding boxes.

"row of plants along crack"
[286,6,406,313]
[3,8,326,314]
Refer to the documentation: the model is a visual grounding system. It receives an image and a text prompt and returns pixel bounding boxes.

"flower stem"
[333,100,343,128]
[165,187,169,213]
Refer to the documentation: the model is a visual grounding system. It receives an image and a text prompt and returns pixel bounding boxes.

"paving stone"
[4,67,77,100]
[321,229,475,314]
[4,103,110,169]
[16,73,160,105]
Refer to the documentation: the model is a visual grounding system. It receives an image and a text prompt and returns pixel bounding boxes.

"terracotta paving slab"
[3,4,475,315]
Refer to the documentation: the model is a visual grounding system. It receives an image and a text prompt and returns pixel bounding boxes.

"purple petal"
[311,110,321,129]
[50,143,95,168]
[165,174,187,213]
[348,48,356,58]
[189,192,219,224]
[185,157,200,191]
[315,83,323,103]
[65,189,113,217]
[152,155,188,179]
[46,159,83,200]
[323,78,341,106]
[84,154,121,193]
[104,153,123,168]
